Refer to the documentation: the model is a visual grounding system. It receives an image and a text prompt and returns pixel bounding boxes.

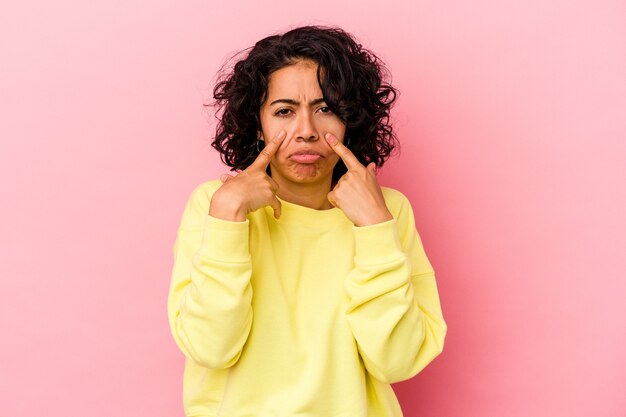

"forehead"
[266,60,322,98]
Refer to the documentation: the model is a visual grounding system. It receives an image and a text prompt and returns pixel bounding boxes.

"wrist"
[355,209,394,227]
[209,190,247,222]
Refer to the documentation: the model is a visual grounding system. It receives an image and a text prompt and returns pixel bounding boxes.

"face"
[258,59,346,188]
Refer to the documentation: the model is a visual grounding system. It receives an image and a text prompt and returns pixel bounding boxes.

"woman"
[168,25,447,417]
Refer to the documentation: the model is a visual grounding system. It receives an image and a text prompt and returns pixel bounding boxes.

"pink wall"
[1,1,624,416]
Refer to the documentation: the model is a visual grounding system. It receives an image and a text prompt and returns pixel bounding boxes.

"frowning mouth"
[288,149,324,164]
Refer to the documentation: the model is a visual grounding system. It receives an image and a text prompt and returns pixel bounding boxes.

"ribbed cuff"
[352,218,403,265]
[197,215,251,262]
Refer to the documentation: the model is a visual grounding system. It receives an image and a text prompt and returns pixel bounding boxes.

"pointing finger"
[324,133,363,171]
[249,130,286,171]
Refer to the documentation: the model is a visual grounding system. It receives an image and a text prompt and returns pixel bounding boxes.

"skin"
[210,59,393,227]
[259,59,345,209]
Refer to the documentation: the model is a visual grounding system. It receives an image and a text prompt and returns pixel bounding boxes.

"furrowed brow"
[269,98,326,106]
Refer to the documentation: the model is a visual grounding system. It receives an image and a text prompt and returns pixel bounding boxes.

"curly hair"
[207,25,399,183]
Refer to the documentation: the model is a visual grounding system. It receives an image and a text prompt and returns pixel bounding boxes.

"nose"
[295,112,318,142]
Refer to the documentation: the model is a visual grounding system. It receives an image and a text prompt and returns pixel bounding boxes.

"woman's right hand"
[209,130,286,222]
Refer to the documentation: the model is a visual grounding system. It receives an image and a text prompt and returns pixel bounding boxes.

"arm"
[344,191,447,383]
[167,181,253,369]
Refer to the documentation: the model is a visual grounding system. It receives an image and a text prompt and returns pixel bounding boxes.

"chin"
[274,162,334,185]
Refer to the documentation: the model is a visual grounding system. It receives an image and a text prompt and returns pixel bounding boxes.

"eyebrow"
[269,98,326,106]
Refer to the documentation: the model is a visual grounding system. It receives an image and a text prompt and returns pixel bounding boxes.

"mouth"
[288,150,324,164]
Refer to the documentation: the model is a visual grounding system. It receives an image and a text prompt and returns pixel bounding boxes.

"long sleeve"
[344,190,447,384]
[167,182,253,369]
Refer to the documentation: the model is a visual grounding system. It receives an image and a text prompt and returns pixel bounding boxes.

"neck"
[273,177,335,210]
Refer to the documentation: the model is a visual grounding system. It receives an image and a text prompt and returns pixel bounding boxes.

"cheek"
[327,154,341,169]
[321,122,342,138]
[325,119,343,132]
[259,111,280,136]
[274,137,296,160]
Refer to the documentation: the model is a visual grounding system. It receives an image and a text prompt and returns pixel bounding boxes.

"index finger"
[324,133,363,171]
[249,130,286,171]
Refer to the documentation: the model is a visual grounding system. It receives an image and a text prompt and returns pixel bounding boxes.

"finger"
[220,173,235,183]
[249,130,286,171]
[327,191,338,208]
[267,176,280,192]
[324,133,363,171]
[269,196,282,219]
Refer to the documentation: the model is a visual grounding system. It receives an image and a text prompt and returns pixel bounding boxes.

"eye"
[275,108,292,117]
[318,106,333,114]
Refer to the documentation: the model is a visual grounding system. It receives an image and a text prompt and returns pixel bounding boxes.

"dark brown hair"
[207,25,399,182]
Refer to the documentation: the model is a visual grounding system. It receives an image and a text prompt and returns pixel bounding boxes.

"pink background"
[1,1,625,416]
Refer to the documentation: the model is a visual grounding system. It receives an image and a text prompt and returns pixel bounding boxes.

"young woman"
[168,25,447,417]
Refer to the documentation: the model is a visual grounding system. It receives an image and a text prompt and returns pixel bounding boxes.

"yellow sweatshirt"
[168,179,447,417]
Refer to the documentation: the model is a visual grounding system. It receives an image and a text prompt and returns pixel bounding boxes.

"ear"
[367,162,377,175]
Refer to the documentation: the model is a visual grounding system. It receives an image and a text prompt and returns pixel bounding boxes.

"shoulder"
[380,186,412,217]
[188,179,223,203]
[177,179,223,230]
[380,186,419,238]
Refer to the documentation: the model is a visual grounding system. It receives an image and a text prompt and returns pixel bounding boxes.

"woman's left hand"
[325,133,394,227]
